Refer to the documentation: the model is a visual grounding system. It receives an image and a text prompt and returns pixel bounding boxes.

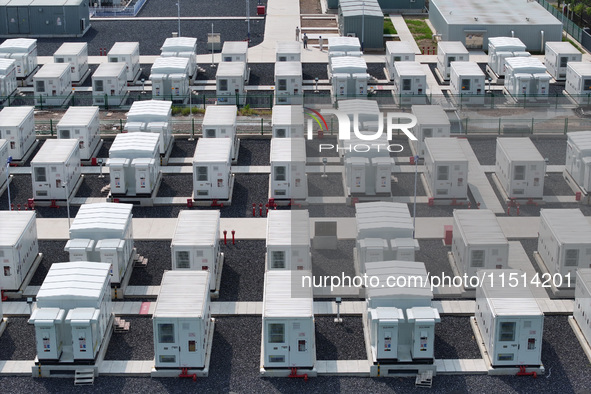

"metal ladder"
[74,369,95,386]
[415,370,434,388]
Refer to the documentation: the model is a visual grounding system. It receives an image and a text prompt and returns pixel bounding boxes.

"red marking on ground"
[139,302,151,315]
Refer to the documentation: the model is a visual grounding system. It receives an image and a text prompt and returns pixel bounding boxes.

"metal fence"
[89,0,147,17]
[536,0,583,42]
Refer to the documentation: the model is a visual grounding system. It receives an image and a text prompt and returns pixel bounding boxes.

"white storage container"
[0,58,17,98]
[192,138,233,200]
[108,132,161,196]
[504,57,549,97]
[411,105,451,157]
[201,105,238,160]
[538,209,591,285]
[150,56,190,100]
[392,61,427,100]
[365,261,440,362]
[565,62,591,105]
[343,134,393,196]
[92,62,127,107]
[275,61,302,105]
[153,271,211,368]
[336,99,381,151]
[545,41,582,81]
[475,269,544,367]
[450,61,485,103]
[270,138,307,200]
[0,38,38,78]
[574,268,591,348]
[221,41,248,63]
[272,105,304,138]
[108,42,140,82]
[216,61,246,105]
[262,270,315,368]
[68,203,134,284]
[385,41,415,80]
[495,137,546,199]
[0,139,7,187]
[53,42,89,83]
[452,209,509,278]
[327,36,361,57]
[266,210,311,271]
[31,139,81,200]
[171,210,221,291]
[125,100,173,156]
[33,63,72,106]
[565,131,591,193]
[30,262,112,362]
[330,56,368,100]
[0,106,35,161]
[57,106,100,160]
[487,37,527,77]
[276,41,301,62]
[424,137,469,199]
[160,36,197,78]
[0,210,38,291]
[437,41,469,80]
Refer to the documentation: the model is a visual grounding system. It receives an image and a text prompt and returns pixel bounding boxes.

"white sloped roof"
[412,105,450,126]
[154,271,210,318]
[31,139,77,163]
[479,269,542,316]
[541,208,591,244]
[497,137,544,161]
[37,262,110,302]
[34,63,69,79]
[0,106,34,127]
[93,62,126,78]
[108,42,139,55]
[217,61,246,77]
[355,202,413,234]
[161,37,197,52]
[270,138,306,163]
[193,138,232,163]
[276,41,301,55]
[425,138,468,162]
[272,105,304,126]
[202,105,237,127]
[0,211,36,247]
[453,209,508,246]
[127,100,172,122]
[57,106,99,128]
[365,261,433,299]
[172,210,220,247]
[266,210,310,247]
[54,42,87,56]
[109,132,160,156]
[567,131,591,151]
[275,61,302,77]
[263,270,313,318]
[222,41,248,55]
[69,203,132,236]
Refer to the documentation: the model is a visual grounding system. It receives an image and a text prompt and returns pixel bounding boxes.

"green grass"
[383,18,397,35]
[405,18,433,41]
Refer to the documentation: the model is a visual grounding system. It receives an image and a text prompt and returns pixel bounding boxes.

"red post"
[252,203,256,217]
[17,204,21,211]
[477,202,481,209]
[223,230,227,245]
[186,199,193,208]
[507,206,511,216]
[409,156,415,165]
[576,191,582,201]
[259,203,263,217]
[428,197,434,207]
[231,230,235,245]
[516,203,520,216]
[468,202,471,209]
[10,204,14,211]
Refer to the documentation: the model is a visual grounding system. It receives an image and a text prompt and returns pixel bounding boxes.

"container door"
[212,165,227,199]
[375,162,390,193]
[291,163,304,198]
[495,320,519,365]
[584,160,591,192]
[512,164,527,195]
[17,7,29,34]
[435,165,450,197]
[179,320,202,368]
[110,166,127,194]
[7,8,19,34]
[377,321,398,360]
[349,163,365,194]
[289,320,311,367]
[266,321,289,367]
[517,319,539,365]
[272,165,289,197]
[364,247,384,264]
[156,319,179,367]
[194,166,211,197]
[72,324,93,360]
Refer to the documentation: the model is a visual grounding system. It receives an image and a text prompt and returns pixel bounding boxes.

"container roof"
[479,269,542,315]
[270,138,306,162]
[412,105,449,126]
[331,56,367,72]
[488,37,526,50]
[337,99,379,114]
[110,132,160,154]
[567,131,591,150]
[437,41,469,54]
[93,62,126,78]
[172,210,220,247]
[0,58,15,72]
[328,36,360,51]
[127,100,172,120]
[54,42,87,56]
[108,42,139,55]
[504,57,546,72]
[222,41,248,54]
[266,210,310,246]
[365,261,433,299]
[497,137,544,161]
[202,105,237,127]
[425,138,468,162]
[31,139,78,163]
[577,268,591,295]
[0,211,35,247]
[263,271,313,318]
[386,41,416,54]
[37,262,110,302]
[275,61,302,77]
[276,41,301,55]
[541,208,591,244]
[70,203,132,234]
[567,62,591,76]
[193,138,232,162]
[161,37,197,51]
[272,105,304,126]
[0,106,33,126]
[217,61,246,77]
[0,38,36,51]
[152,56,190,73]
[393,61,426,76]
[339,0,382,17]
[450,61,484,76]
[58,106,98,127]
[546,41,581,55]
[355,202,414,233]
[154,271,210,318]
[431,0,562,26]
[34,63,70,79]
[453,209,508,245]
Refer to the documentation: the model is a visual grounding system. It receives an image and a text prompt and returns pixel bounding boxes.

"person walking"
[318,35,324,52]
[295,26,300,41]
[303,33,308,49]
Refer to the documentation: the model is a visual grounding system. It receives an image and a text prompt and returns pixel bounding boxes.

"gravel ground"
[75,175,110,198]
[467,136,497,165]
[0,175,32,209]
[156,174,194,198]
[237,139,270,166]
[307,203,356,217]
[221,174,269,217]
[543,173,575,197]
[390,136,412,159]
[170,138,197,158]
[22,140,45,166]
[96,139,114,158]
[530,136,567,165]
[411,202,471,218]
[248,64,275,86]
[137,0,267,17]
[29,241,69,286]
[28,19,264,56]
[315,316,366,360]
[367,63,386,81]
[218,240,265,301]
[104,317,154,360]
[302,63,328,81]
[306,136,339,157]
[128,241,171,286]
[415,239,453,280]
[0,317,37,360]
[392,173,426,196]
[519,238,561,298]
[434,317,481,359]
[312,240,355,279]
[308,173,344,197]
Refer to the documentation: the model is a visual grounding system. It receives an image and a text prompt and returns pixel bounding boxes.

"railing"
[89,0,147,17]
[536,0,583,42]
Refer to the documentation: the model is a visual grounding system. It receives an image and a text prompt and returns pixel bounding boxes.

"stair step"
[415,370,433,388]
[74,369,95,386]
[134,257,148,268]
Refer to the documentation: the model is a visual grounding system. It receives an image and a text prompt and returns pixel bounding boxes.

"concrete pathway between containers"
[389,15,421,55]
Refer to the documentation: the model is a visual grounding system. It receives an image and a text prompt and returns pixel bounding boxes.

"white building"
[107,42,140,82]
[275,61,302,105]
[385,41,415,80]
[201,105,238,161]
[53,42,89,83]
[0,38,38,78]
[544,41,582,81]
[504,57,550,98]
[221,41,248,63]
[266,210,311,271]
[574,269,591,350]
[216,61,246,106]
[392,62,427,104]
[0,58,17,98]
[565,62,591,105]
[125,100,173,157]
[192,138,233,201]
[450,61,485,104]
[0,106,35,161]
[424,137,469,199]
[436,41,469,80]
[270,138,307,200]
[33,63,72,106]
[276,41,301,62]
[31,139,81,201]
[565,131,591,193]
[160,36,198,78]
[487,37,528,78]
[92,62,127,107]
[495,137,546,200]
[327,36,361,58]
[272,105,305,138]
[411,105,451,157]
[0,211,38,291]
[150,56,190,102]
[330,56,368,102]
[56,106,101,161]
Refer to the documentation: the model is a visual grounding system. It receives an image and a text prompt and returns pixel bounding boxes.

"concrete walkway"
[389,15,421,55]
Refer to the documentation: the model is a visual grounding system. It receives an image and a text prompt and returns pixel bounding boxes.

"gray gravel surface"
[307,136,339,157]
[0,175,32,209]
[237,139,270,166]
[367,63,386,80]
[218,240,265,301]
[308,173,344,197]
[519,238,555,298]
[302,63,329,81]
[307,203,355,217]
[96,139,113,158]
[104,317,154,360]
[415,239,453,280]
[138,0,267,17]
[411,202,471,218]
[315,316,366,360]
[392,173,426,196]
[312,239,356,278]
[156,174,194,198]
[390,136,412,159]
[128,241,171,286]
[468,136,497,165]
[170,137,197,158]
[0,317,37,360]
[221,174,269,217]
[543,173,575,196]
[434,317,481,359]
[30,240,69,286]
[248,64,275,86]
[75,175,111,198]
[530,136,567,165]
